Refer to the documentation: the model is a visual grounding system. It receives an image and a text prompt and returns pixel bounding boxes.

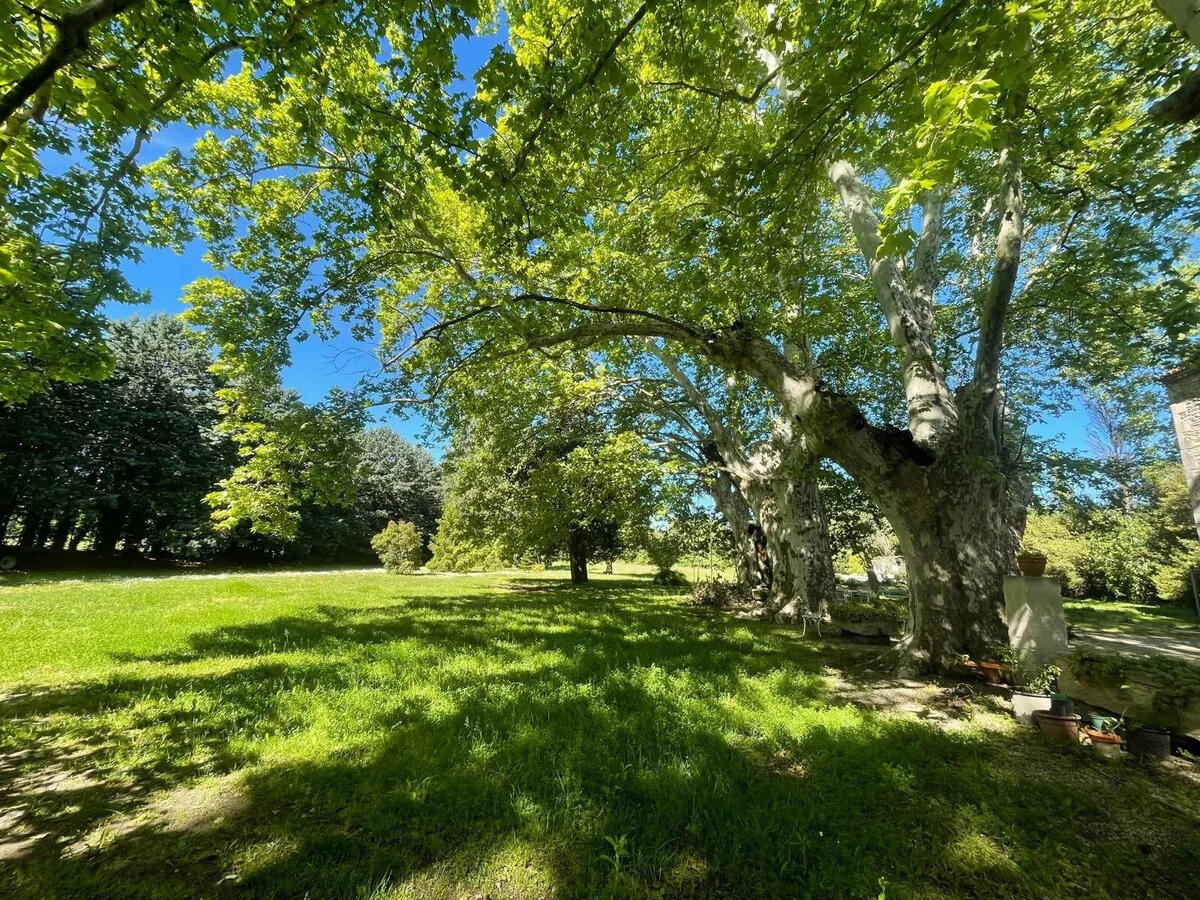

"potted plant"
[1032,708,1081,742]
[1082,727,1123,759]
[975,645,1012,686]
[1016,547,1048,577]
[1010,655,1059,725]
[1127,725,1172,759]
[977,661,1007,684]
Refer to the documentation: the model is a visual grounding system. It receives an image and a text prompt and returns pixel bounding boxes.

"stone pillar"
[1004,576,1067,665]
[1162,366,1200,542]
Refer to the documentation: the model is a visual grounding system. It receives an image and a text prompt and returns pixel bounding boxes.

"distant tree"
[1083,385,1173,514]
[429,425,665,584]
[0,315,232,555]
[371,520,424,573]
[353,427,442,540]
[205,383,364,542]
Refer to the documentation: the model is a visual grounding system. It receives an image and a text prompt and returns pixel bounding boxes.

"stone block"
[1004,576,1067,665]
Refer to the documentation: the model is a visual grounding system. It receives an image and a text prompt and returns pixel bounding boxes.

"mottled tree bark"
[708,468,758,589]
[746,468,836,620]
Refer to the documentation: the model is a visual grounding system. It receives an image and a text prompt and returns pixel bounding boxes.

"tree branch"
[827,159,958,449]
[911,188,945,339]
[973,144,1024,409]
[510,0,655,176]
[0,0,145,129]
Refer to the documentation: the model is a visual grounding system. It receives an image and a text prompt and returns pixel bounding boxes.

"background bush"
[371,521,425,574]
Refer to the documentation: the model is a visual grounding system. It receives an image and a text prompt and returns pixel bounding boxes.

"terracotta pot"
[979,661,1010,685]
[1011,690,1052,726]
[1017,552,1048,577]
[1033,709,1080,742]
[1083,727,1123,758]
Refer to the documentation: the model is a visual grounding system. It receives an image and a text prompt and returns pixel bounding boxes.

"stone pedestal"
[1004,576,1067,665]
[1163,366,1200,542]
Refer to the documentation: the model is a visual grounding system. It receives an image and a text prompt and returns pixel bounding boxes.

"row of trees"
[0,316,442,560]
[4,2,1199,669]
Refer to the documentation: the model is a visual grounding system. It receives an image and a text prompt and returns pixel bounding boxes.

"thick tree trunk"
[121,513,147,558]
[19,512,45,550]
[790,477,837,617]
[855,432,1014,673]
[567,530,588,584]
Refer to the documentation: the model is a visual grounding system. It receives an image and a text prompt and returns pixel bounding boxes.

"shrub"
[1021,512,1088,595]
[643,526,686,577]
[371,521,424,574]
[690,577,742,607]
[1077,511,1160,604]
[828,591,907,628]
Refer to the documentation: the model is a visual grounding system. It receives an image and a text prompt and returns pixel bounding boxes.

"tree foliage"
[0,314,231,554]
[371,519,424,573]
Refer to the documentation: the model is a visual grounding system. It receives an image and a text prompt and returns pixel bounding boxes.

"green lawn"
[2,570,1198,899]
[1065,598,1200,635]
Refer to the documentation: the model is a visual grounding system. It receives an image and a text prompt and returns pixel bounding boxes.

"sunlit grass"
[2,569,1198,898]
[1065,598,1200,634]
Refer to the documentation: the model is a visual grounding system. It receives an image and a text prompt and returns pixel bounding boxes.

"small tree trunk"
[49,514,74,552]
[94,506,125,555]
[0,501,14,544]
[567,530,589,584]
[709,471,758,589]
[68,517,91,552]
[858,546,882,598]
[32,514,54,549]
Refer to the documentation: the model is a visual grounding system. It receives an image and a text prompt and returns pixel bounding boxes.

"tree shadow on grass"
[2,582,1199,898]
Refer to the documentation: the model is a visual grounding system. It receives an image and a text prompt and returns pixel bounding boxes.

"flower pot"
[1032,709,1080,742]
[1083,727,1123,758]
[1016,552,1048,577]
[979,662,1010,685]
[1011,690,1052,726]
[1127,726,1171,759]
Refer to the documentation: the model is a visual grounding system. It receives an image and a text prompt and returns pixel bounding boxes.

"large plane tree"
[152,0,1198,670]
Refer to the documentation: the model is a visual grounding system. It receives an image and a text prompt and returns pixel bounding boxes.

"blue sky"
[102,27,511,457]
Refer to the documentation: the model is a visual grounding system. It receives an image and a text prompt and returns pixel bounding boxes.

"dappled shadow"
[1064,601,1200,635]
[3,580,1199,898]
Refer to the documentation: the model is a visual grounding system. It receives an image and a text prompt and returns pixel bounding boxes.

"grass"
[1064,598,1200,635]
[1,569,1199,899]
